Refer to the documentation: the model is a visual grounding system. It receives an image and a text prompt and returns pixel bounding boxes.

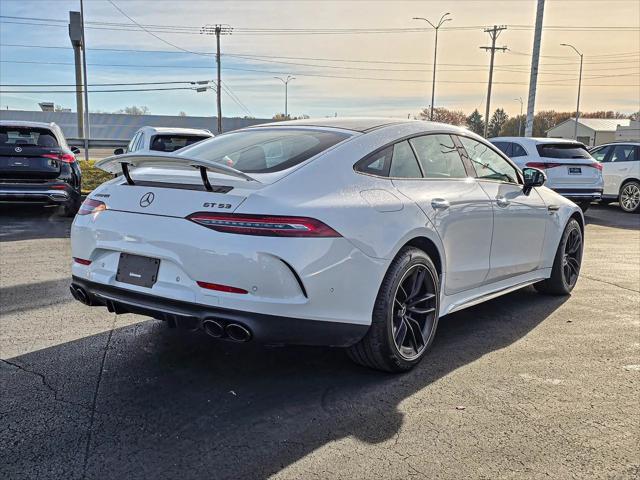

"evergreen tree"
[466,109,485,135]
[488,108,509,138]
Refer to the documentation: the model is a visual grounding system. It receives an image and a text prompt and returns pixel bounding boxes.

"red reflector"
[186,213,341,237]
[196,281,248,294]
[51,184,68,190]
[42,153,76,163]
[73,257,92,265]
[78,198,107,215]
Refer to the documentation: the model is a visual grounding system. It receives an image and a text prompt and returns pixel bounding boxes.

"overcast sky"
[0,0,638,119]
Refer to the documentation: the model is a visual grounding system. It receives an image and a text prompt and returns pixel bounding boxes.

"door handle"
[496,195,510,208]
[547,204,560,213]
[431,198,450,210]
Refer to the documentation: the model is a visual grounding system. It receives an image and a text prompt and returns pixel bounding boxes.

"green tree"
[466,109,485,135]
[487,108,508,138]
[420,107,467,126]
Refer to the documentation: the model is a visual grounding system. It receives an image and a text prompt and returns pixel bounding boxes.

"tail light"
[526,162,562,169]
[42,153,76,163]
[186,213,341,237]
[592,162,603,171]
[73,257,92,265]
[78,198,107,216]
[196,281,248,294]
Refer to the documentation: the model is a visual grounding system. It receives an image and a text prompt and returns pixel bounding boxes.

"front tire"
[534,218,583,296]
[347,247,440,373]
[619,180,640,213]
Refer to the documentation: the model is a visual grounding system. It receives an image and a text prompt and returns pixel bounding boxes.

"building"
[546,118,632,146]
[615,120,640,142]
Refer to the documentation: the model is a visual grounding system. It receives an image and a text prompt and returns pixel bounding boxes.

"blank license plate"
[568,167,582,175]
[116,253,160,288]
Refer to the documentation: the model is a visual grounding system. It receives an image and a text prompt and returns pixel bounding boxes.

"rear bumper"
[70,276,368,347]
[0,183,78,204]
[551,188,603,201]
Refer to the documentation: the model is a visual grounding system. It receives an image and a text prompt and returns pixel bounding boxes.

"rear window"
[0,126,58,148]
[537,143,590,159]
[178,128,350,173]
[150,134,210,152]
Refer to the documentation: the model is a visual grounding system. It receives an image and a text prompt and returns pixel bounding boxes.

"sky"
[0,0,638,120]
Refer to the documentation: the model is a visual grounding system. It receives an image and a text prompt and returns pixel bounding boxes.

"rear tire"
[619,180,640,213]
[534,218,583,296]
[347,247,440,373]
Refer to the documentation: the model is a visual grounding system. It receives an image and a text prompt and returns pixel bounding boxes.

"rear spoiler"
[95,152,260,190]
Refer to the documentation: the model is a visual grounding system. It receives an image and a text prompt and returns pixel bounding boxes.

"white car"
[70,118,584,372]
[589,142,640,213]
[490,137,604,211]
[113,126,213,155]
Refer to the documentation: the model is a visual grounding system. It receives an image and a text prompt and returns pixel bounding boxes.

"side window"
[492,141,512,157]
[135,133,145,151]
[634,146,640,161]
[590,146,611,162]
[511,143,528,157]
[409,134,467,179]
[611,145,636,163]
[355,146,392,176]
[126,132,139,153]
[389,141,422,178]
[459,136,519,184]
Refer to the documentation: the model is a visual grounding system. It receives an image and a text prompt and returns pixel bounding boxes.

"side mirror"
[522,167,546,194]
[113,147,125,155]
[70,146,80,154]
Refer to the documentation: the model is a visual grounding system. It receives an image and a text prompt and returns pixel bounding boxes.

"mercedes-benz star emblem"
[14,146,22,153]
[139,192,155,207]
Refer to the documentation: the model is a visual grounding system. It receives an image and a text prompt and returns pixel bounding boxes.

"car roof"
[0,120,58,130]
[593,141,640,147]
[140,126,213,136]
[249,117,416,133]
[490,136,585,145]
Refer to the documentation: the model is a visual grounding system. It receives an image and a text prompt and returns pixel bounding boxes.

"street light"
[413,13,452,121]
[274,75,295,118]
[514,97,523,136]
[561,43,584,140]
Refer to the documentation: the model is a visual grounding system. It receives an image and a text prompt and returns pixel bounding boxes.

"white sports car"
[70,118,584,372]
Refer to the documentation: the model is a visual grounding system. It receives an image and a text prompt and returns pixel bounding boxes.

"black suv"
[0,121,82,216]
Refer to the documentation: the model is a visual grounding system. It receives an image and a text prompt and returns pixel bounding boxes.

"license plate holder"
[116,253,160,288]
[568,167,582,175]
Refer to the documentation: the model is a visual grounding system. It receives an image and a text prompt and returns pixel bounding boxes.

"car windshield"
[537,143,591,159]
[0,126,58,148]
[150,134,210,152]
[178,128,350,173]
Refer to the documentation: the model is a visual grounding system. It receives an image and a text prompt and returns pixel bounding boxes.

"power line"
[0,80,213,87]
[0,87,201,93]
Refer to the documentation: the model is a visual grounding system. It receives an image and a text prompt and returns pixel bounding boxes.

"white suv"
[589,142,640,213]
[114,126,213,156]
[490,137,603,211]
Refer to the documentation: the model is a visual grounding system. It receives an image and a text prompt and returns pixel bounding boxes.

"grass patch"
[80,160,112,195]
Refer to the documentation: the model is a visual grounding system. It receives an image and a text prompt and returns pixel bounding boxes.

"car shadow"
[0,278,74,315]
[1,287,568,480]
[584,204,640,231]
[0,204,72,241]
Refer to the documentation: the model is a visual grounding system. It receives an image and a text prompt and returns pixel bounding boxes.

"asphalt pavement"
[1,203,638,479]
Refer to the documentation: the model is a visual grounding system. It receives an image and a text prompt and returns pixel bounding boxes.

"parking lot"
[0,204,638,479]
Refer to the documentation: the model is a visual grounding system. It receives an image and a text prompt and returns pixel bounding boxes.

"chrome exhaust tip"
[225,323,252,342]
[202,319,224,338]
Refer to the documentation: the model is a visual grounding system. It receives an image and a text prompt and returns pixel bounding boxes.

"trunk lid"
[533,143,601,186]
[0,145,63,180]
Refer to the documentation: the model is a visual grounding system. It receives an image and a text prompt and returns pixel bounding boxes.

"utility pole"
[79,0,90,160]
[480,25,507,138]
[68,12,84,145]
[561,43,584,140]
[515,97,523,136]
[525,0,545,137]
[201,24,232,134]
[413,13,452,121]
[274,76,295,118]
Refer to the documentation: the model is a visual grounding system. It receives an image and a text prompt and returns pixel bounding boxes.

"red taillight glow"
[196,281,248,294]
[73,257,92,265]
[186,213,342,237]
[78,198,107,215]
[526,162,562,169]
[42,153,76,163]
[592,162,603,171]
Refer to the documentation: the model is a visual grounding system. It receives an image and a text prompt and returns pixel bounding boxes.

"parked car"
[589,142,640,213]
[490,137,603,211]
[0,120,82,216]
[70,118,584,373]
[113,126,213,155]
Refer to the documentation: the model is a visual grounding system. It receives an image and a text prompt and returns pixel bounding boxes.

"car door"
[589,145,617,195]
[457,135,548,282]
[388,134,494,295]
[607,145,638,196]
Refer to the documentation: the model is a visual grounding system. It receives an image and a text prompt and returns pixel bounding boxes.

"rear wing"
[95,152,260,190]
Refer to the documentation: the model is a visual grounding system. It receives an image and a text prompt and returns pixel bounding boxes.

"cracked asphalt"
[1,204,638,479]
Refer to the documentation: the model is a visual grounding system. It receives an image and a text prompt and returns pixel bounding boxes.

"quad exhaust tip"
[70,285,90,305]
[202,319,224,338]
[225,323,252,342]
